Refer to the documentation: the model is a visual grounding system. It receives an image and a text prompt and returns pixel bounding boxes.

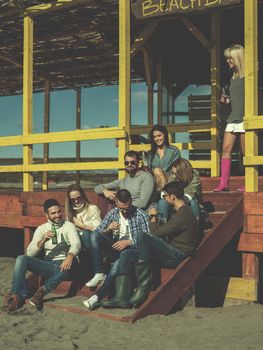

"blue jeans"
[137,232,186,268]
[81,230,92,249]
[96,249,138,300]
[11,255,72,298]
[157,198,170,221]
[88,229,120,273]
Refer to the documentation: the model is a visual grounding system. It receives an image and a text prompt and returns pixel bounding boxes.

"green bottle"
[51,224,58,244]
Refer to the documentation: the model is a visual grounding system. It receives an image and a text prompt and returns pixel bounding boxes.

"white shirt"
[26,220,81,261]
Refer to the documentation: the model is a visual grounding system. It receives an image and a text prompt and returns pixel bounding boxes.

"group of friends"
[4,43,245,313]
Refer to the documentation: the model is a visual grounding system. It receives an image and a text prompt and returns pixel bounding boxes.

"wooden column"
[244,0,258,192]
[42,80,50,190]
[240,0,259,302]
[23,16,33,192]
[157,55,162,124]
[142,47,154,126]
[210,12,220,177]
[226,0,259,303]
[76,88,81,185]
[118,0,130,178]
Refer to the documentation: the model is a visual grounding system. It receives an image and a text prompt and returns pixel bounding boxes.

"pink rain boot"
[214,158,231,192]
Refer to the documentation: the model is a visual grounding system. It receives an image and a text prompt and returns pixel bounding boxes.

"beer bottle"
[51,224,58,244]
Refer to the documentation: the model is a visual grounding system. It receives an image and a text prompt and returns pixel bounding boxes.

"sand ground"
[1,257,263,350]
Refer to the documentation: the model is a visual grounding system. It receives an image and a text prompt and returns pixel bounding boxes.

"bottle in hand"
[51,224,58,244]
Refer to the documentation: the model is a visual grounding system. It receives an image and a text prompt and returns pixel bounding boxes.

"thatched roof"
[0,0,146,96]
[0,1,261,97]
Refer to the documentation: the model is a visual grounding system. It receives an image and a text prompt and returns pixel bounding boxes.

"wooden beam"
[23,16,33,192]
[244,156,263,166]
[76,88,81,185]
[0,161,122,173]
[157,55,162,124]
[178,16,211,51]
[42,80,50,191]
[118,0,130,179]
[24,0,90,17]
[131,21,160,60]
[244,0,259,192]
[0,127,127,147]
[225,277,257,301]
[238,233,263,253]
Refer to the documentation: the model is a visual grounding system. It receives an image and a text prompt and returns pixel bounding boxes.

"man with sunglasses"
[94,150,155,211]
[83,189,150,309]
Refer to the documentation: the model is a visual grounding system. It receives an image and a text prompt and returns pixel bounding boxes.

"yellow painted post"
[23,16,33,192]
[244,0,258,192]
[118,0,130,178]
[42,80,50,191]
[210,12,220,177]
[76,88,81,185]
[227,0,260,305]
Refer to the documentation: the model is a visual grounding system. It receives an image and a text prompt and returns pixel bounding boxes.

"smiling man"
[94,150,155,211]
[83,189,150,309]
[4,198,81,312]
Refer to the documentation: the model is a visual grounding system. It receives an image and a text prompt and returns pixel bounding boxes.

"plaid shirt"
[96,206,150,247]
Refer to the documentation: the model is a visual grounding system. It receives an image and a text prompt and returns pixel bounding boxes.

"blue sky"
[0,83,210,159]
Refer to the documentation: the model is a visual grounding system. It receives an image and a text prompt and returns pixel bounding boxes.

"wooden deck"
[1,176,263,321]
[26,191,244,322]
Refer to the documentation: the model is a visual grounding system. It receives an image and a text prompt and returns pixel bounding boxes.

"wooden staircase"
[29,192,243,322]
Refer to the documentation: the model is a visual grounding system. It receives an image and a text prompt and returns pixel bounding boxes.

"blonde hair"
[172,158,193,185]
[224,44,244,79]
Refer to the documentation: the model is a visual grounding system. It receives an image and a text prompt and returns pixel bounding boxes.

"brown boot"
[4,293,24,312]
[29,286,46,310]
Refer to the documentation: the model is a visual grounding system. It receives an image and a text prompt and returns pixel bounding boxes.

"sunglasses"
[124,160,137,166]
[70,196,83,202]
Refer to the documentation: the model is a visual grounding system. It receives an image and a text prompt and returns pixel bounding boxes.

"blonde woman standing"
[214,44,245,192]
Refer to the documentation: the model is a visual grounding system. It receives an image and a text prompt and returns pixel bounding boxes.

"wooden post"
[210,12,220,177]
[42,80,50,190]
[23,16,33,192]
[157,55,162,124]
[118,0,130,178]
[244,0,258,192]
[142,47,154,126]
[76,88,81,185]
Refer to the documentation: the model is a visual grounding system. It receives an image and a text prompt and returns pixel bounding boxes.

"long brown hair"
[172,158,193,185]
[65,184,89,222]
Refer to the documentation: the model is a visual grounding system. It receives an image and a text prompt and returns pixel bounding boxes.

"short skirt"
[225,122,245,133]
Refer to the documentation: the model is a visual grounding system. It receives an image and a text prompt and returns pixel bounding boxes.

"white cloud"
[82,124,91,129]
[132,90,148,103]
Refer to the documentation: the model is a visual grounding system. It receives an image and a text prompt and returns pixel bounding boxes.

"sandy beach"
[1,257,263,350]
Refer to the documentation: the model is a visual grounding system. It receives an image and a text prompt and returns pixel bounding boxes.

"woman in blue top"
[145,124,181,220]
[214,44,245,192]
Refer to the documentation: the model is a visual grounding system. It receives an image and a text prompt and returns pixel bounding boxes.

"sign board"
[132,0,241,19]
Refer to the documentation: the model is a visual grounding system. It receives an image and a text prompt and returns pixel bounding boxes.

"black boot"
[129,264,152,308]
[102,275,132,309]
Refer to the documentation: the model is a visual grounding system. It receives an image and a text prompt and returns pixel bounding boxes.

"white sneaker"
[83,295,99,310]
[85,273,106,288]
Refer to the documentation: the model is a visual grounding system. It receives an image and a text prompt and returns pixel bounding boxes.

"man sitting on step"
[83,189,150,310]
[127,180,201,307]
[4,198,81,312]
[94,150,155,212]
